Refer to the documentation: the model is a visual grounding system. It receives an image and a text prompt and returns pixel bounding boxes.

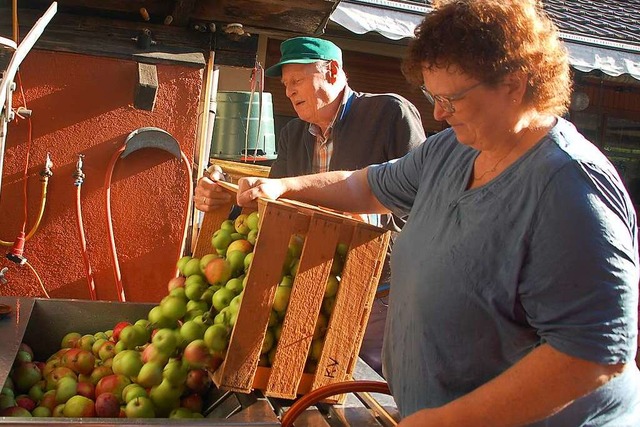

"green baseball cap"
[265,37,343,77]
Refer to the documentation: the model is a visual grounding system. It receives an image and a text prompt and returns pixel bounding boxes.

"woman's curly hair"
[402,0,572,116]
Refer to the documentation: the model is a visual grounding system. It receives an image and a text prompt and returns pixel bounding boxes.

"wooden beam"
[134,62,158,111]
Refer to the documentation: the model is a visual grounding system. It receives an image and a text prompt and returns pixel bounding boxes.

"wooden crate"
[194,183,390,400]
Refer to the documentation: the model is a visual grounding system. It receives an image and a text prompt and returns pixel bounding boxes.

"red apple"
[95,374,131,404]
[185,369,211,394]
[182,340,212,369]
[112,322,132,343]
[0,406,32,417]
[76,381,95,400]
[89,365,113,386]
[181,393,203,414]
[15,394,36,412]
[167,276,186,292]
[204,258,232,285]
[60,332,82,349]
[95,392,120,417]
[227,239,253,255]
[39,390,57,411]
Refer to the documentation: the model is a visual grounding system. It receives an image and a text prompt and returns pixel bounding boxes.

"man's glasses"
[420,81,484,114]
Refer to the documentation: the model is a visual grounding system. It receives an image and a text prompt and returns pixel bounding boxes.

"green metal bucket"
[210,91,277,160]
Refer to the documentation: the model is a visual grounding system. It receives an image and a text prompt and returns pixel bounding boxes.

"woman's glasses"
[420,81,484,113]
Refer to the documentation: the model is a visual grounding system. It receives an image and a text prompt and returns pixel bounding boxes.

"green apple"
[122,383,148,404]
[177,256,192,276]
[211,287,235,312]
[63,395,95,417]
[247,229,258,245]
[288,234,305,259]
[77,334,96,352]
[331,253,344,275]
[224,277,244,295]
[180,320,205,344]
[32,406,51,417]
[170,407,193,418]
[246,211,260,231]
[185,281,207,301]
[226,250,246,276]
[148,305,178,329]
[135,361,163,389]
[220,219,235,233]
[211,229,233,251]
[324,275,340,298]
[119,324,149,349]
[125,396,156,418]
[160,295,188,321]
[152,329,179,355]
[272,285,292,313]
[313,313,328,339]
[203,324,229,352]
[234,214,251,235]
[336,242,348,257]
[55,376,77,404]
[310,338,324,361]
[112,350,143,378]
[149,381,181,417]
[182,258,203,278]
[243,252,254,273]
[322,297,336,316]
[162,359,188,386]
[261,329,275,355]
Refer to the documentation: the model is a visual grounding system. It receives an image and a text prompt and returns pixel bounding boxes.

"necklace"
[473,142,519,181]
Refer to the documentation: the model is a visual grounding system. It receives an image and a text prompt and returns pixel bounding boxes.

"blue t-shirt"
[367,118,640,425]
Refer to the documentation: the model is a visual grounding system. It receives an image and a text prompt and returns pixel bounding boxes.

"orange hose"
[104,145,127,302]
[75,185,96,300]
[280,380,392,427]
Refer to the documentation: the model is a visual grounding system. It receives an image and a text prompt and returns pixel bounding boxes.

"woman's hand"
[236,177,287,207]
[194,166,232,212]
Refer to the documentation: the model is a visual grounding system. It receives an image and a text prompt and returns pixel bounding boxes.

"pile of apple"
[0,208,348,419]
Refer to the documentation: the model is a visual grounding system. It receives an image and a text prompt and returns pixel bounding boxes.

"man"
[195,37,425,374]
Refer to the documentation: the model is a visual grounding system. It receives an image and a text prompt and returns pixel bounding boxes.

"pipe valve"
[40,152,53,180]
[73,154,85,186]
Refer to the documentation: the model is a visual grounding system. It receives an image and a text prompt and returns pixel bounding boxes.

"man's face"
[280,62,333,125]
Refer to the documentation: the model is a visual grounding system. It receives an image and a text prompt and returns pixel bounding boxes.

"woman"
[235,0,640,425]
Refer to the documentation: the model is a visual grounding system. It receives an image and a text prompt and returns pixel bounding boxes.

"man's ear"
[327,60,340,82]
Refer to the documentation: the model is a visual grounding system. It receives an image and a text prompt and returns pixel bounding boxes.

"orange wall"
[0,50,203,302]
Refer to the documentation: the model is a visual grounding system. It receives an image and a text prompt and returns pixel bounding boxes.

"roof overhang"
[330,0,640,82]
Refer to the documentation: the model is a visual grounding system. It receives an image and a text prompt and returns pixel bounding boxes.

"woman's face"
[281,63,333,125]
[421,64,518,150]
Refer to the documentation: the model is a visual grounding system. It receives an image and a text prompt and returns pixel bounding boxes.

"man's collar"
[309,86,352,137]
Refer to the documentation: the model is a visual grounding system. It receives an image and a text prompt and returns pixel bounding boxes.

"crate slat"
[213,200,300,392]
[312,228,390,391]
[265,215,343,398]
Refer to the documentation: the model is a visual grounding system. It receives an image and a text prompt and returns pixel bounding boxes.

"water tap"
[0,267,8,285]
[73,154,85,186]
[40,152,53,180]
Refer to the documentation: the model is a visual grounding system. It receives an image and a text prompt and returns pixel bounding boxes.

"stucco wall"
[0,50,203,303]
